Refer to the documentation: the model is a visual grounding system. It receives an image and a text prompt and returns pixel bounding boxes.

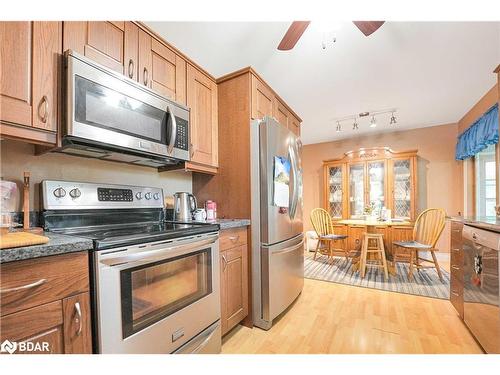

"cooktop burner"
[54,221,219,250]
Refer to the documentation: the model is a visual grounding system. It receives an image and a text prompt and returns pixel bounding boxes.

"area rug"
[304,252,450,300]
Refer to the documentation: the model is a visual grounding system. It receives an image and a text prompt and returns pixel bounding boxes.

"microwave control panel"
[174,117,189,151]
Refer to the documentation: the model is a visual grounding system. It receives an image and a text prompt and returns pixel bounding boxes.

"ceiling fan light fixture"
[370,116,377,128]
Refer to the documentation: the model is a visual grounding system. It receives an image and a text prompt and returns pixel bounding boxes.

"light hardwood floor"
[222,277,482,354]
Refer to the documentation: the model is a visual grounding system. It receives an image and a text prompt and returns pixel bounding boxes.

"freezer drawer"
[259,234,304,328]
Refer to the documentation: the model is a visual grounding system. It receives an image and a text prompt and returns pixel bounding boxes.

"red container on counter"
[205,200,217,220]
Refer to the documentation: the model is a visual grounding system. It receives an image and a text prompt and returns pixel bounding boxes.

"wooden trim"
[135,22,216,82]
[494,64,500,73]
[216,66,303,122]
[323,147,418,163]
[158,161,218,175]
[0,122,57,145]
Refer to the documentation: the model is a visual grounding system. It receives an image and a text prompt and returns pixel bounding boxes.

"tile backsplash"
[1,139,192,211]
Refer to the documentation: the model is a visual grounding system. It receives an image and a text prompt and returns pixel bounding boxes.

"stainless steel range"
[41,180,221,354]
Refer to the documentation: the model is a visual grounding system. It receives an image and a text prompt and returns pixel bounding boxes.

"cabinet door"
[273,98,290,127]
[32,21,61,132]
[187,64,218,167]
[391,226,414,261]
[326,163,346,219]
[290,115,301,136]
[220,245,248,336]
[373,225,391,255]
[64,21,125,74]
[138,29,152,88]
[0,300,64,354]
[0,22,32,126]
[348,163,366,218]
[251,75,273,119]
[62,292,92,354]
[389,157,416,220]
[367,160,387,214]
[347,225,366,251]
[149,39,186,103]
[124,22,139,81]
[331,224,348,251]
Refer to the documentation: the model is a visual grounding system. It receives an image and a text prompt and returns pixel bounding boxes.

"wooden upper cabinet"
[187,64,218,168]
[251,75,274,119]
[273,98,290,128]
[0,21,60,145]
[64,21,125,74]
[137,28,152,87]
[290,115,301,136]
[124,22,139,81]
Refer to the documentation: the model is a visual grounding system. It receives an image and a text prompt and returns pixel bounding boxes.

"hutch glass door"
[368,161,386,215]
[328,165,344,219]
[393,158,412,219]
[349,164,365,218]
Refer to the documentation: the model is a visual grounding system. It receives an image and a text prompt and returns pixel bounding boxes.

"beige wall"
[302,123,462,252]
[0,139,192,211]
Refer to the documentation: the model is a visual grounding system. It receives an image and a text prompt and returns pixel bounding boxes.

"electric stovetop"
[53,221,220,250]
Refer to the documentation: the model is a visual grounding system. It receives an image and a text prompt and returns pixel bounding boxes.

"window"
[475,144,497,217]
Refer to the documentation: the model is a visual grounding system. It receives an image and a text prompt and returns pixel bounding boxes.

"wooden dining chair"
[392,208,446,281]
[310,208,349,262]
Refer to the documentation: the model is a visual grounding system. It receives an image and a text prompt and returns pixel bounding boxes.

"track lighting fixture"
[336,121,342,132]
[390,111,397,125]
[353,119,359,130]
[370,116,377,128]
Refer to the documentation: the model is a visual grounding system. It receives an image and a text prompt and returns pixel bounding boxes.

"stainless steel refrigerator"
[250,116,304,330]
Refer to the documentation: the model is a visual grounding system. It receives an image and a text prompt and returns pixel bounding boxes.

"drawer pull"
[222,254,227,271]
[74,302,83,336]
[451,291,460,297]
[451,265,460,270]
[128,59,134,79]
[228,235,240,242]
[0,278,47,294]
[452,248,461,252]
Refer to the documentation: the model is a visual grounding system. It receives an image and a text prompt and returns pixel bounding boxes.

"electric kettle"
[173,192,197,221]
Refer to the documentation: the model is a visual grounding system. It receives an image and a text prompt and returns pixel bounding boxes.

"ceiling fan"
[277,21,385,51]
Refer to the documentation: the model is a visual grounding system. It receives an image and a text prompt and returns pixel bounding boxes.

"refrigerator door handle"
[288,144,299,220]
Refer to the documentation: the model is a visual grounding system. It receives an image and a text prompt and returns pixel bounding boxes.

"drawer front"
[450,245,463,269]
[0,252,89,316]
[450,221,463,241]
[450,262,463,281]
[450,273,464,318]
[220,227,248,251]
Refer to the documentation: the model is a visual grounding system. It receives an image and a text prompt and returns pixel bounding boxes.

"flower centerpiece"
[363,202,378,222]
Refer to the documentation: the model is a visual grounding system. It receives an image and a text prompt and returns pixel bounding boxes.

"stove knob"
[69,188,81,198]
[135,192,143,200]
[153,193,160,200]
[53,187,66,198]
[145,192,152,200]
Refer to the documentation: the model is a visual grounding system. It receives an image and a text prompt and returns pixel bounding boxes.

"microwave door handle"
[167,106,177,154]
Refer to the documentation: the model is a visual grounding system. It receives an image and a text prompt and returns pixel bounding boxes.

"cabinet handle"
[128,59,134,79]
[451,291,460,297]
[143,67,149,86]
[229,235,239,242]
[0,278,47,294]
[222,254,227,271]
[39,95,49,123]
[452,248,461,252]
[190,143,195,158]
[74,302,82,336]
[451,265,460,270]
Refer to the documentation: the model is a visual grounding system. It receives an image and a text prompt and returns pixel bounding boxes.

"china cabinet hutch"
[323,147,418,221]
[322,148,418,256]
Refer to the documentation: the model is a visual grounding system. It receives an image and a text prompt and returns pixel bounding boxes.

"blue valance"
[455,104,499,160]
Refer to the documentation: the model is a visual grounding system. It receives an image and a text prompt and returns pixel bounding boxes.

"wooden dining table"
[336,219,414,275]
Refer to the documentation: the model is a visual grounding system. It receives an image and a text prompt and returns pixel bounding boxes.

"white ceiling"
[146,21,500,145]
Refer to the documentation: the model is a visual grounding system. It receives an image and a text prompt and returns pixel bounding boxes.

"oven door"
[65,51,189,160]
[95,233,220,353]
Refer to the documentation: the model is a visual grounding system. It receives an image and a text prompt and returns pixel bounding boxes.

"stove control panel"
[42,180,164,210]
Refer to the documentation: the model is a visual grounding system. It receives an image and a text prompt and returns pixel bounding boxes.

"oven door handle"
[100,235,218,268]
[167,105,177,154]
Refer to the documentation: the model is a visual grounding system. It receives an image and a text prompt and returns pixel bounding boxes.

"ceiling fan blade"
[277,21,310,50]
[353,21,385,36]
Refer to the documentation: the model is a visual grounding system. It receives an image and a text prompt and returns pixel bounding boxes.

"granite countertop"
[192,218,251,230]
[450,216,500,233]
[0,232,94,264]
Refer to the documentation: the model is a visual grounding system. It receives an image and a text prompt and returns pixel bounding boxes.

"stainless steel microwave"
[58,50,190,168]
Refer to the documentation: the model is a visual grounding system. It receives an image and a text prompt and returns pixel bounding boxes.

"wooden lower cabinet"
[450,220,464,318]
[391,226,414,261]
[0,252,92,354]
[219,227,249,336]
[347,225,367,252]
